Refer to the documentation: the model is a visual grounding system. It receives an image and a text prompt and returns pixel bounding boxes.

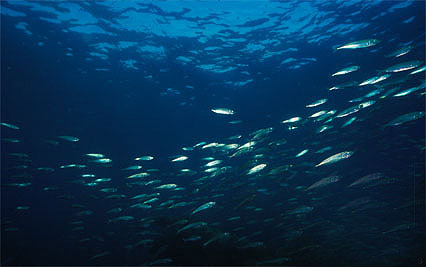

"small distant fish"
[94,178,111,182]
[316,124,333,133]
[60,164,86,169]
[89,251,110,261]
[385,45,412,58]
[0,122,20,130]
[156,184,177,189]
[409,65,426,75]
[109,216,134,223]
[287,206,314,215]
[211,108,234,115]
[306,98,327,108]
[85,153,105,158]
[135,156,154,161]
[205,160,222,167]
[336,39,380,50]
[310,110,327,118]
[58,136,79,142]
[341,117,357,128]
[106,208,122,213]
[331,66,360,76]
[385,112,424,126]
[348,173,384,187]
[183,236,201,242]
[100,188,117,193]
[384,60,422,73]
[130,203,152,209]
[122,165,142,171]
[281,117,301,123]
[329,81,359,91]
[295,149,309,158]
[304,176,340,191]
[247,164,267,175]
[171,156,188,162]
[315,151,354,167]
[191,202,215,215]
[127,172,150,179]
[336,100,375,118]
[91,158,112,163]
[81,174,95,178]
[359,74,390,86]
[228,120,242,124]
[2,138,20,143]
[315,146,332,153]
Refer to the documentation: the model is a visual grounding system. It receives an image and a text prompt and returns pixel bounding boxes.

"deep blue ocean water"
[1,1,425,266]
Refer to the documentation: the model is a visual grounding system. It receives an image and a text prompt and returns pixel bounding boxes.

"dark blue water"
[1,1,425,266]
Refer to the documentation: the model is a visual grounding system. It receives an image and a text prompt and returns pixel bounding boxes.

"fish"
[380,87,401,99]
[122,165,142,170]
[310,110,327,118]
[94,178,111,182]
[135,156,154,161]
[287,206,314,215]
[316,125,333,133]
[304,176,340,191]
[331,66,360,76]
[385,45,412,58]
[60,164,86,169]
[85,153,105,158]
[0,122,20,130]
[247,164,267,175]
[211,108,234,115]
[347,173,384,187]
[393,86,423,97]
[81,174,96,178]
[336,101,375,118]
[364,88,384,98]
[58,136,79,142]
[143,198,158,204]
[171,156,188,162]
[109,216,135,223]
[385,112,424,126]
[329,81,359,91]
[336,39,380,50]
[281,117,301,123]
[359,74,390,86]
[191,201,216,215]
[156,184,177,189]
[2,138,20,143]
[202,142,219,149]
[127,172,150,179]
[295,149,309,158]
[315,146,333,153]
[341,117,357,128]
[409,65,426,75]
[130,203,152,209]
[315,151,354,167]
[91,158,112,163]
[177,222,207,233]
[205,160,222,167]
[306,98,328,108]
[100,188,117,193]
[384,60,422,73]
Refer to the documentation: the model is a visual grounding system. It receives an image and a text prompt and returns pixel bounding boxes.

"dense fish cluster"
[1,0,425,266]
